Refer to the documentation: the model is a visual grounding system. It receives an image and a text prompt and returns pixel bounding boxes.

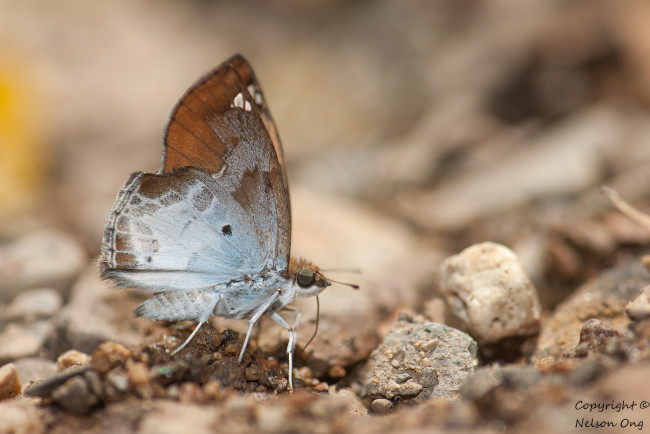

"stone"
[2,288,62,322]
[438,242,541,344]
[52,375,99,415]
[362,313,478,405]
[0,320,54,362]
[91,341,131,374]
[626,285,650,321]
[0,229,86,302]
[569,318,623,358]
[57,349,91,370]
[370,398,394,414]
[534,261,650,360]
[0,363,21,400]
[13,358,58,388]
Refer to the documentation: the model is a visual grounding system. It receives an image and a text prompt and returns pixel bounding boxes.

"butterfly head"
[288,258,331,298]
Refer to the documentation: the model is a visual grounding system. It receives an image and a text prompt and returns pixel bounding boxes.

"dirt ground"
[2,1,650,433]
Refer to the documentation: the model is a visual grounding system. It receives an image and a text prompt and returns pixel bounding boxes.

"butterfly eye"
[297,269,315,287]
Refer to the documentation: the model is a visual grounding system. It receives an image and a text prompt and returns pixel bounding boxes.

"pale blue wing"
[101,166,280,292]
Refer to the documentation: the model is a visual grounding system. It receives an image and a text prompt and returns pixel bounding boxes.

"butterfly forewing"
[101,54,291,293]
[226,55,288,183]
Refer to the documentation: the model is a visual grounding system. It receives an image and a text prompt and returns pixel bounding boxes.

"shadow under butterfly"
[100,54,357,389]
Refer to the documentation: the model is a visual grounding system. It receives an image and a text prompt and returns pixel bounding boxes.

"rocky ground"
[2,1,650,433]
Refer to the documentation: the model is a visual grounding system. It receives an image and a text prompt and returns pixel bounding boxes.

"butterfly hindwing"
[102,165,284,290]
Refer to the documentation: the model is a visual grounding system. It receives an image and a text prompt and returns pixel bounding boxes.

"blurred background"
[2,0,650,316]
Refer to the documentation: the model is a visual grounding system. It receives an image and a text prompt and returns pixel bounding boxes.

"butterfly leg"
[268,311,296,390]
[290,310,302,354]
[238,291,280,363]
[171,321,205,355]
[281,307,302,354]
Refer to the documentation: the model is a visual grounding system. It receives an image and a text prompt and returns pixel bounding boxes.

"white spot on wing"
[231,92,252,112]
[247,84,264,105]
[232,92,244,109]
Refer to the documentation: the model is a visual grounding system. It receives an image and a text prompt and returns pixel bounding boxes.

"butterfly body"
[100,55,330,388]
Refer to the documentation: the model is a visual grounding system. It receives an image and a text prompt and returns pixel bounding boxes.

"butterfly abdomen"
[135,290,219,322]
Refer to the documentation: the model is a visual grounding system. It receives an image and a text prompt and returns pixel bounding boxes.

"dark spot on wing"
[222,224,232,235]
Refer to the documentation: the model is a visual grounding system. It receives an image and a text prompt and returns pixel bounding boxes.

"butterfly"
[100,54,333,389]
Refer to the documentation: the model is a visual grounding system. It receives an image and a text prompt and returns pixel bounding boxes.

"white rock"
[438,242,541,344]
[626,285,650,321]
[0,229,86,302]
[12,358,58,388]
[3,288,63,321]
[0,321,54,362]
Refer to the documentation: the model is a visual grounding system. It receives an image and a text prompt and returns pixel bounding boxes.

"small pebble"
[245,366,260,382]
[0,229,86,302]
[313,382,329,392]
[92,342,131,374]
[57,350,91,370]
[438,242,541,344]
[626,286,650,321]
[127,362,150,387]
[0,321,54,361]
[370,398,394,414]
[328,364,346,379]
[13,358,58,387]
[52,376,98,415]
[3,288,62,321]
[0,363,21,401]
[223,342,241,357]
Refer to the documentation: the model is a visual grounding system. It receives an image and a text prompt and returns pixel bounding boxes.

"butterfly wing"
[101,55,291,293]
[162,54,288,188]
[225,55,288,185]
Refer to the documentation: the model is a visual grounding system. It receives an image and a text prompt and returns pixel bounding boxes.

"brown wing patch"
[163,56,251,174]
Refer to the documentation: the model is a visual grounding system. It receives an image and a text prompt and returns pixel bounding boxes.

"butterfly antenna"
[300,296,320,358]
[324,275,360,290]
[319,267,362,274]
